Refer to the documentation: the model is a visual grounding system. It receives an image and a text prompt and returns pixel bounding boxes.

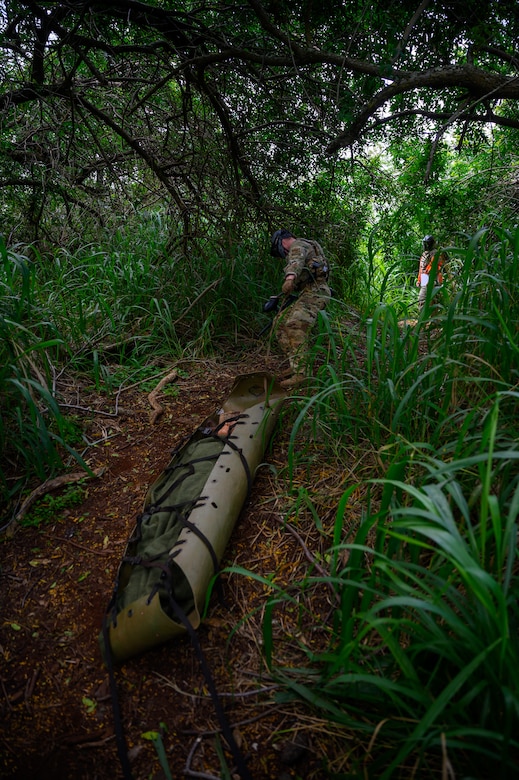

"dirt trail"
[1,356,347,780]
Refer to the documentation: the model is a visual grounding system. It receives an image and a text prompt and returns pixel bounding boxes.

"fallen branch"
[43,532,117,556]
[148,368,179,424]
[6,467,105,537]
[185,736,220,780]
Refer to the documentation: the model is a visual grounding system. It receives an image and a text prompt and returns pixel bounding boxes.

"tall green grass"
[249,226,519,777]
[301,227,519,450]
[0,224,277,518]
[0,240,90,513]
[263,425,519,777]
[3,217,518,775]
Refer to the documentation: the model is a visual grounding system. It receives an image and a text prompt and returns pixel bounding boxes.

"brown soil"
[1,354,357,780]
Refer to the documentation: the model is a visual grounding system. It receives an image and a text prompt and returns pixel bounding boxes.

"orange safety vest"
[418,250,445,285]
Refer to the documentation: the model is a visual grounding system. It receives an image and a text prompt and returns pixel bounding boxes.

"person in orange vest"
[417,235,448,310]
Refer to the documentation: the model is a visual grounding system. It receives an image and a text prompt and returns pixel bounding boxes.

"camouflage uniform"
[274,238,330,376]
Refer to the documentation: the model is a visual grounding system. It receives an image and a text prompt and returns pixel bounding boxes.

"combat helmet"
[270,228,294,258]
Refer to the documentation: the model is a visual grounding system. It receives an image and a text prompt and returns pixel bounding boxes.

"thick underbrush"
[1,226,519,778]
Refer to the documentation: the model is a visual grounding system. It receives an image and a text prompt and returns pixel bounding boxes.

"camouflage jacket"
[283,238,329,291]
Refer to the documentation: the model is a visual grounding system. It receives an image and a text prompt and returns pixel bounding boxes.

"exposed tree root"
[148,368,179,424]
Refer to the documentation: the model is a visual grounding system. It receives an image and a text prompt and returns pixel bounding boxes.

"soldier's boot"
[280,373,305,389]
[279,356,306,388]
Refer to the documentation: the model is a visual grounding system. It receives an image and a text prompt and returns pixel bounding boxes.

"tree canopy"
[1,0,518,246]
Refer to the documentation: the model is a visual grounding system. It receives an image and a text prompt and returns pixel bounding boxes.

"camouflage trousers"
[274,280,331,374]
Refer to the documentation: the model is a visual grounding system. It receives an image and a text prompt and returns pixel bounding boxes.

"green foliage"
[141,724,173,780]
[270,440,519,777]
[20,484,86,528]
[1,1,518,252]
[245,225,519,777]
[0,239,91,512]
[303,227,519,454]
[369,127,519,278]
[1,3,519,774]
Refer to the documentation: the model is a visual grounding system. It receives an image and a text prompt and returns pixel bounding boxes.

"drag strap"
[164,586,253,780]
[102,616,134,780]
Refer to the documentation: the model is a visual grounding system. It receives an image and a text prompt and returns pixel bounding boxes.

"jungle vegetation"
[1,1,519,777]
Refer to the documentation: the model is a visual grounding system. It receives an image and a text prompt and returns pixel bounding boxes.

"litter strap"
[152,452,224,507]
[162,576,254,780]
[223,435,252,497]
[102,616,134,780]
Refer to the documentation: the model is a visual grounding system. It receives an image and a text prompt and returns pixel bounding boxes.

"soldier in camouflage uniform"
[270,228,331,388]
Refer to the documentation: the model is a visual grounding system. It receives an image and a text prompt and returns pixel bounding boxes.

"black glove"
[263,295,280,313]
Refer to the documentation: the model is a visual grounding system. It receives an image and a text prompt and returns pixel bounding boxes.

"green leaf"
[141,731,159,741]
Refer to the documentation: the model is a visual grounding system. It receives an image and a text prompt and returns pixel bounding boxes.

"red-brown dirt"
[1,355,355,780]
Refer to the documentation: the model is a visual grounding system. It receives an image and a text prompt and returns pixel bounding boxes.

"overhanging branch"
[361,107,519,136]
[326,66,519,153]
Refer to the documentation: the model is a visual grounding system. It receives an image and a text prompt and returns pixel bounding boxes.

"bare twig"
[1,678,13,712]
[43,532,117,556]
[25,667,40,708]
[181,704,289,736]
[172,278,222,327]
[58,403,137,418]
[273,515,339,604]
[184,736,221,779]
[154,671,278,700]
[77,735,116,749]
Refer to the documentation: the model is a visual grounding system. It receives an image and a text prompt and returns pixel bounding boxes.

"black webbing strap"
[148,419,251,518]
[222,436,253,497]
[121,500,220,584]
[102,616,134,780]
[167,511,219,574]
[152,451,223,506]
[162,575,254,780]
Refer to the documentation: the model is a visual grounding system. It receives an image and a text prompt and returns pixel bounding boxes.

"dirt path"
[1,355,348,780]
